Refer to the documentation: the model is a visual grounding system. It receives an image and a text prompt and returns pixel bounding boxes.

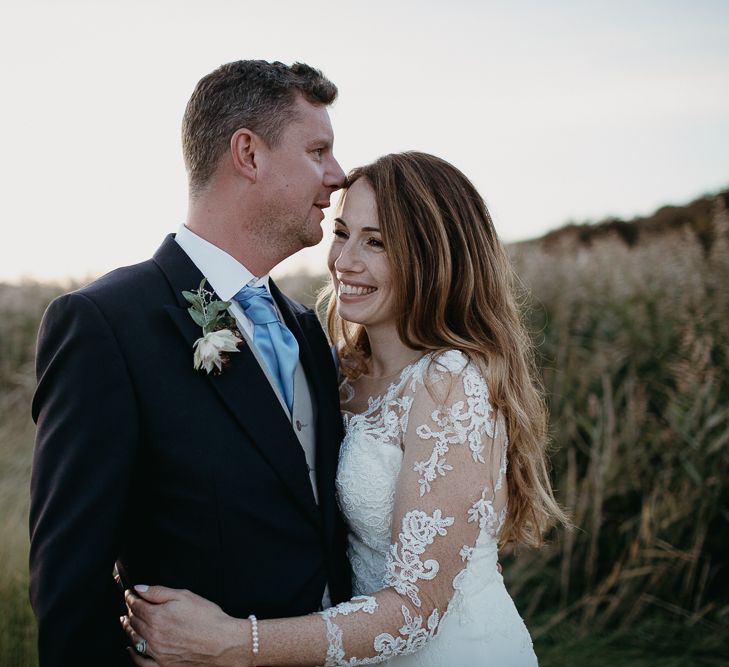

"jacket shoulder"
[40,258,173,333]
[75,259,165,302]
[279,292,311,317]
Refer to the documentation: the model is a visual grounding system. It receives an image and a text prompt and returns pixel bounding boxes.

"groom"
[30,60,351,666]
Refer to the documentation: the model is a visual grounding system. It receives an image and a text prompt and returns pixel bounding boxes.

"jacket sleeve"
[30,291,140,666]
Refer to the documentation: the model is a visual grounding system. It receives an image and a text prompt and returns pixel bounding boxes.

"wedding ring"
[135,638,147,655]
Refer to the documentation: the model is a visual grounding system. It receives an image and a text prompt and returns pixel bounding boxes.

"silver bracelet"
[247,614,260,658]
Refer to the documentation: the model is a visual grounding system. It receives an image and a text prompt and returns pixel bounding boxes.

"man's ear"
[230,128,259,183]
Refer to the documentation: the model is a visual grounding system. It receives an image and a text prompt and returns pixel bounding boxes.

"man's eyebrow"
[309,137,333,148]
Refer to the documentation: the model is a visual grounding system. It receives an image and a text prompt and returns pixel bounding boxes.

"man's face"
[258,95,345,253]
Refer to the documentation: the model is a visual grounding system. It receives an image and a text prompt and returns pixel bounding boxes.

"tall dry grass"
[0,282,72,665]
[503,195,729,648]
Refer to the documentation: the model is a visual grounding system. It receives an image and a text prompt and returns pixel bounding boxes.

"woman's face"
[327,179,395,329]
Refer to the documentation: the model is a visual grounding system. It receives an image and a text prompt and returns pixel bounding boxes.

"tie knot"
[234,285,279,325]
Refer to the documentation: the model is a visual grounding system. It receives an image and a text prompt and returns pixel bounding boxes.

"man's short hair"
[182,60,338,196]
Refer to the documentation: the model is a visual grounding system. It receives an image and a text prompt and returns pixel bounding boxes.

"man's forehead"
[289,96,334,140]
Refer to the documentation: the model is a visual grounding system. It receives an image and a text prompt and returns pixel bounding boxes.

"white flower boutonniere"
[183,279,243,374]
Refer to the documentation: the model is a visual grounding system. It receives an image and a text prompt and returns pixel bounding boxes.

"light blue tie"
[234,284,299,413]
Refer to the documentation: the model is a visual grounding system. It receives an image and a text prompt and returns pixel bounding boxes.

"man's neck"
[186,195,283,277]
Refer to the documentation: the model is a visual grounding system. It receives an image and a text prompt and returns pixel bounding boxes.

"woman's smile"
[337,280,378,298]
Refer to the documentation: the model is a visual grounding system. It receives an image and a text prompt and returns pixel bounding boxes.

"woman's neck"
[363,323,423,378]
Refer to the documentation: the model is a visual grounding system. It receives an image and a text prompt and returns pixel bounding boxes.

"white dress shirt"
[175,224,270,340]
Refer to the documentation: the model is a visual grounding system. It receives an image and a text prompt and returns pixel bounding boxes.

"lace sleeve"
[313,351,508,665]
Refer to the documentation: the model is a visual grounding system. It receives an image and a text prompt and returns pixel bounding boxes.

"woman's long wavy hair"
[325,151,568,547]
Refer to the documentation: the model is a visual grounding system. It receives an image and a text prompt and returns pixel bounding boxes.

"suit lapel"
[154,236,321,528]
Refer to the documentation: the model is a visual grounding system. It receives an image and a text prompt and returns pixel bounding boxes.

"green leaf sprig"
[182,279,236,335]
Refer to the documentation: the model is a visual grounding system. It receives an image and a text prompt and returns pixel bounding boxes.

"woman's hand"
[121,585,249,667]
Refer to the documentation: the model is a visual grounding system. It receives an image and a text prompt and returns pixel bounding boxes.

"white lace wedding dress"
[317,350,537,666]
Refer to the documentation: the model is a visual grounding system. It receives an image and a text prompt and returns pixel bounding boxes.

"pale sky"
[1,0,727,282]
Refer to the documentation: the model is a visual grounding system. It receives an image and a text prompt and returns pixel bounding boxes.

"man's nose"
[325,155,346,189]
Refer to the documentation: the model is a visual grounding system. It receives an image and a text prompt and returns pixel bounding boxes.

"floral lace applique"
[342,369,416,450]
[321,620,383,666]
[321,597,380,666]
[322,616,345,666]
[467,425,509,538]
[413,362,498,495]
[320,596,379,619]
[322,605,441,666]
[459,545,474,562]
[374,606,440,657]
[384,509,454,608]
[468,493,508,537]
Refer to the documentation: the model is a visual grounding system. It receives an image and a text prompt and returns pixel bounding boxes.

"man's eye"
[313,148,324,158]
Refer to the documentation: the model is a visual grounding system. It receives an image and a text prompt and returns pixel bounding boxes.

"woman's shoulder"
[428,348,470,372]
[408,349,489,398]
[422,348,485,379]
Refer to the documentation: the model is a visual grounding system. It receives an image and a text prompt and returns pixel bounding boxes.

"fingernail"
[135,584,149,592]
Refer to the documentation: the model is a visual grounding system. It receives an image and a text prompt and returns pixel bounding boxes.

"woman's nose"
[334,241,361,273]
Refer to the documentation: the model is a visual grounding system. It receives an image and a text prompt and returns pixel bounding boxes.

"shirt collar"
[175,224,270,300]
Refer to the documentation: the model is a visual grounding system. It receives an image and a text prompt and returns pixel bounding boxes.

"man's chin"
[301,225,325,249]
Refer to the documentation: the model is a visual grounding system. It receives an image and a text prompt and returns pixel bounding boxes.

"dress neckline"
[341,353,432,416]
[359,353,428,382]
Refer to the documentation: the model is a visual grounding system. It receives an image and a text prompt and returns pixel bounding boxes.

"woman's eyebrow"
[334,218,380,233]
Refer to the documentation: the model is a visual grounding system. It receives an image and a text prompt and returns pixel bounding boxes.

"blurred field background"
[2,191,728,665]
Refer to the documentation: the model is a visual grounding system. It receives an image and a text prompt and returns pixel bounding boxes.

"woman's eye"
[333,229,348,239]
[367,237,384,248]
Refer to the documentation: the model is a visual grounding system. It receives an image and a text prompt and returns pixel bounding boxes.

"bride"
[122,151,566,666]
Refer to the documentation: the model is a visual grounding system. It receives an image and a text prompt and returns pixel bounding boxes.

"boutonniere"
[182,279,243,374]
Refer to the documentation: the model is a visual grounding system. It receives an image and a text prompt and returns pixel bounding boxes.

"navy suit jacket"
[29,235,351,666]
